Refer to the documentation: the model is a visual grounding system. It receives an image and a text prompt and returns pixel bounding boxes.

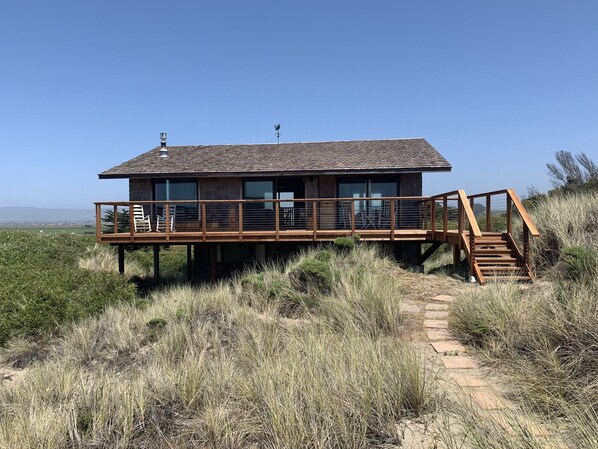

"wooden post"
[453,245,460,268]
[486,195,492,232]
[469,230,476,277]
[312,201,317,240]
[210,244,217,283]
[113,205,118,234]
[430,200,436,238]
[153,245,160,285]
[506,194,512,234]
[390,200,395,240]
[442,197,448,242]
[523,225,530,267]
[95,204,101,241]
[118,245,125,275]
[186,245,192,282]
[457,200,464,248]
[129,204,135,242]
[201,203,207,241]
[275,202,280,241]
[238,203,244,241]
[165,203,170,241]
[350,200,356,234]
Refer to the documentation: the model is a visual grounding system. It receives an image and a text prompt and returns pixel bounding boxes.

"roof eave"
[98,166,451,180]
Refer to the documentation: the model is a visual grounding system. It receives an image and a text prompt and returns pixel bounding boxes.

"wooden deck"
[95,189,539,284]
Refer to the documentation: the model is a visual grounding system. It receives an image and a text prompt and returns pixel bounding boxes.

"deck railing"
[95,189,540,284]
[95,196,435,243]
[429,190,483,276]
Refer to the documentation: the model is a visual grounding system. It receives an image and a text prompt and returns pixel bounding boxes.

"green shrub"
[144,317,168,342]
[0,232,138,347]
[289,258,334,294]
[314,249,332,262]
[333,237,355,252]
[240,273,267,295]
[560,246,597,280]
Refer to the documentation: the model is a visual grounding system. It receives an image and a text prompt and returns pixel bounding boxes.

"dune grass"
[447,189,598,446]
[0,245,436,448]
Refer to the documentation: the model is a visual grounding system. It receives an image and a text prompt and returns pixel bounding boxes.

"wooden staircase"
[473,233,534,283]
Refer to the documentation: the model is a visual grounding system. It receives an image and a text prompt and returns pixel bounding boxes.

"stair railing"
[430,190,483,280]
[467,189,540,277]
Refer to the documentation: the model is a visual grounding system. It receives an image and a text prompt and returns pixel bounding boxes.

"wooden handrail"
[94,196,432,206]
[467,189,510,199]
[507,189,540,237]
[457,190,482,237]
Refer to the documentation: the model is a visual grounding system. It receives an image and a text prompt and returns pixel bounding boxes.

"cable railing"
[95,197,434,242]
[95,189,539,284]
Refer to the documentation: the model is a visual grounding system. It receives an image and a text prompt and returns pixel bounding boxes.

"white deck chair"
[156,205,176,232]
[133,204,152,232]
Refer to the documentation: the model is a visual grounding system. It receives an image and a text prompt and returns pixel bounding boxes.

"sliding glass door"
[243,178,305,230]
[337,178,398,229]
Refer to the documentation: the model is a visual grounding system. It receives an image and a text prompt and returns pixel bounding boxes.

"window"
[154,179,198,201]
[154,179,199,223]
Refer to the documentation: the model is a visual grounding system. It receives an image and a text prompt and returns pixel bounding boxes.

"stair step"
[476,248,513,254]
[485,276,532,283]
[480,266,524,272]
[476,257,517,264]
[476,240,508,246]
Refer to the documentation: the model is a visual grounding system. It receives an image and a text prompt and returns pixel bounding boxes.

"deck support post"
[210,244,218,283]
[452,244,460,268]
[186,245,193,282]
[153,245,160,285]
[117,245,125,275]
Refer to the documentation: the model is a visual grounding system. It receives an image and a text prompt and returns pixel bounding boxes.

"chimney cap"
[159,132,168,157]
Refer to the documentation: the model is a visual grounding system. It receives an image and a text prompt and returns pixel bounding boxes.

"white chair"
[156,205,176,232]
[133,204,152,232]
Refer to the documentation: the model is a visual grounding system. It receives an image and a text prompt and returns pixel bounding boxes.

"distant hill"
[0,207,95,224]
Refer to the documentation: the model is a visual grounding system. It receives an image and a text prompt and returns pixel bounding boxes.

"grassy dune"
[0,246,436,448]
[449,190,598,447]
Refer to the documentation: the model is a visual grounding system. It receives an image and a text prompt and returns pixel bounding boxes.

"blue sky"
[1,1,597,208]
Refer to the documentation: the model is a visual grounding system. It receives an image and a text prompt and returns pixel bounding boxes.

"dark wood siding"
[129,179,152,201]
[200,178,242,200]
[399,173,422,196]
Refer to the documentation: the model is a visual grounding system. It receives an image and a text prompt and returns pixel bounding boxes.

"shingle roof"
[99,138,451,179]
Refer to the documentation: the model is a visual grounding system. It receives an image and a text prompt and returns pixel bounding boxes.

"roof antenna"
[274,124,281,144]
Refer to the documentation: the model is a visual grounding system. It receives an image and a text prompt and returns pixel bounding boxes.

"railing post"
[523,224,530,267]
[457,200,463,249]
[201,203,207,241]
[129,204,135,242]
[430,200,436,238]
[469,229,476,278]
[506,193,512,235]
[442,196,448,242]
[351,200,356,235]
[275,202,280,241]
[165,203,170,241]
[390,200,395,240]
[113,205,118,234]
[486,195,492,232]
[95,204,102,241]
[239,202,244,241]
[312,201,317,240]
